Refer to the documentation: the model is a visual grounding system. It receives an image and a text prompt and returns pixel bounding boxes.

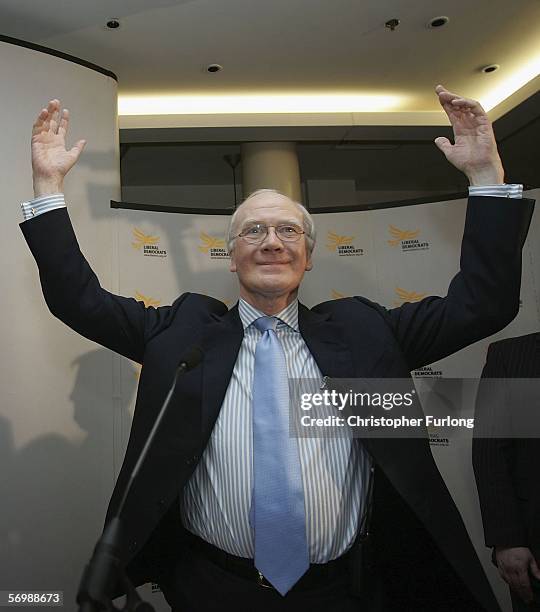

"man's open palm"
[31,99,86,189]
[434,85,504,185]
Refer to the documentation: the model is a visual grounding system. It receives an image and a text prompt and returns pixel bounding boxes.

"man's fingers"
[32,100,62,136]
[32,108,49,135]
[509,567,533,603]
[437,89,461,105]
[69,139,87,158]
[450,98,486,116]
[49,104,62,134]
[47,98,60,111]
[57,109,69,137]
[530,558,540,580]
[434,136,452,154]
[45,99,60,124]
[436,86,486,116]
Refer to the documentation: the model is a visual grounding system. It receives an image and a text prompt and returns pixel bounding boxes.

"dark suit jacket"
[473,333,540,561]
[20,196,534,612]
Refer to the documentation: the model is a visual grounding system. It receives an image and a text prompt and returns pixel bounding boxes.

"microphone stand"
[77,348,203,612]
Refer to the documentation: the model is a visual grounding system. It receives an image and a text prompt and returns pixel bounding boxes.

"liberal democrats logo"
[134,291,161,308]
[326,231,364,256]
[413,366,443,378]
[393,286,427,307]
[198,232,229,259]
[331,289,347,300]
[387,225,429,252]
[131,228,167,258]
[429,429,450,447]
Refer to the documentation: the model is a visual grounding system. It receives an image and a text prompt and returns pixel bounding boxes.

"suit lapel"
[200,304,244,438]
[298,303,355,378]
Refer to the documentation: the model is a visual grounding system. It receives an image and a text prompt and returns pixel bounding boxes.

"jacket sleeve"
[472,341,529,548]
[20,208,187,364]
[381,196,534,370]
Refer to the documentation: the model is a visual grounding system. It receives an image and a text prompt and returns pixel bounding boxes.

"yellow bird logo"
[198,232,225,253]
[134,291,161,309]
[326,231,354,251]
[387,225,420,246]
[132,228,160,250]
[393,286,427,306]
[331,289,347,300]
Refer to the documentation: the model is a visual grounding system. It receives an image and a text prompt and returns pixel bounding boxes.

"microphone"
[176,345,203,374]
[77,346,204,612]
[119,345,204,513]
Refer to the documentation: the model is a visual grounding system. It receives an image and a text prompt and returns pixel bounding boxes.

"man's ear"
[229,250,237,273]
[305,256,313,272]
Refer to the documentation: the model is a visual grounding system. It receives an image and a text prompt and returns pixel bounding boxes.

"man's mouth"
[258,262,289,266]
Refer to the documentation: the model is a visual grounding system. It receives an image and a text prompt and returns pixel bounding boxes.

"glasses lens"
[276,224,303,241]
[241,224,267,242]
[239,223,304,243]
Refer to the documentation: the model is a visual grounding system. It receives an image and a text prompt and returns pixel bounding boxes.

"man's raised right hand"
[31,99,86,197]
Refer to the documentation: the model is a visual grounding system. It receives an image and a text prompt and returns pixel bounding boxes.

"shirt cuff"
[468,184,523,199]
[20,193,66,221]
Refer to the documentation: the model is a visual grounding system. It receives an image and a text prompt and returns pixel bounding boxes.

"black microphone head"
[177,346,204,372]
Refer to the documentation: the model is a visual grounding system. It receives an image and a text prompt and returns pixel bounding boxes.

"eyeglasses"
[235,223,306,244]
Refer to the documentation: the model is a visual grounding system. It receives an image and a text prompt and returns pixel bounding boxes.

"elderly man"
[21,86,533,612]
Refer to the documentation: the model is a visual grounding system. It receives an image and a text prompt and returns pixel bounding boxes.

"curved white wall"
[0,38,120,608]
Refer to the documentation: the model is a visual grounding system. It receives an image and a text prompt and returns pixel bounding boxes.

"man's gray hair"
[227,189,316,255]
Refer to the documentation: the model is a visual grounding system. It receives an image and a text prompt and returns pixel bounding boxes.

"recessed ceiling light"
[480,52,540,110]
[106,19,120,29]
[206,64,223,74]
[481,64,500,74]
[428,16,449,28]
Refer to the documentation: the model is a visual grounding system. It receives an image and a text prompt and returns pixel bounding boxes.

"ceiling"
[1,0,539,129]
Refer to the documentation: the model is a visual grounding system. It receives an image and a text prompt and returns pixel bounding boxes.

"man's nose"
[261,227,284,249]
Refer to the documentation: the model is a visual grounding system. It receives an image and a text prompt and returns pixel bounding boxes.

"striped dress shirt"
[181,298,372,562]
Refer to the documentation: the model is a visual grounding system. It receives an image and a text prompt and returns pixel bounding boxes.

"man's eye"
[279,225,299,234]
[245,225,264,235]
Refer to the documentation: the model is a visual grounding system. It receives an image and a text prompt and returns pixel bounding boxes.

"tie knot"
[253,316,278,334]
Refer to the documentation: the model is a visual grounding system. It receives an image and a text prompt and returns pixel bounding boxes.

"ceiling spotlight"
[206,64,223,73]
[106,19,120,29]
[428,16,449,28]
[481,64,500,74]
[385,19,400,31]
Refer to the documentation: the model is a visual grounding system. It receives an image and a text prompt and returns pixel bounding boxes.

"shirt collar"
[238,298,299,332]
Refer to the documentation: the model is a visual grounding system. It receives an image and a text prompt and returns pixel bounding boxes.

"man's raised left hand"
[434,84,505,186]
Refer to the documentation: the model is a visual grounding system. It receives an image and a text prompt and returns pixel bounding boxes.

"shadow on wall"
[0,349,137,610]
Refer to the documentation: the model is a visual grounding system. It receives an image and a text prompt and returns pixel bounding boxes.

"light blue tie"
[251,316,309,596]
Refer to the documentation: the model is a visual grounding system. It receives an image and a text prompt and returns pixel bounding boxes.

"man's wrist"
[466,164,505,186]
[33,178,64,198]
